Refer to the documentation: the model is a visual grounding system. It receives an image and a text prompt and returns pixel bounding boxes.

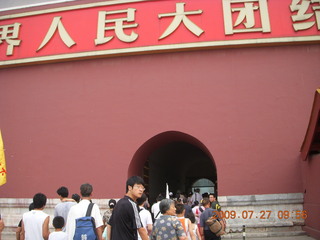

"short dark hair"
[53,216,65,229]
[202,197,210,207]
[175,203,185,214]
[29,202,34,211]
[156,193,164,202]
[137,193,147,206]
[57,186,69,198]
[72,193,80,203]
[33,193,47,209]
[80,183,93,197]
[126,176,144,193]
[108,199,117,209]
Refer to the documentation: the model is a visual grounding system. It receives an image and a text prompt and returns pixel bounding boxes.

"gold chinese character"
[37,16,76,51]
[223,0,271,35]
[95,8,138,45]
[158,2,204,40]
[0,23,21,56]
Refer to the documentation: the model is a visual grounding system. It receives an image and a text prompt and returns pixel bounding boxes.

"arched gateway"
[128,131,217,204]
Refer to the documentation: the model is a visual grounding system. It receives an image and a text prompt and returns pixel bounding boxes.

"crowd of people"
[0,177,224,240]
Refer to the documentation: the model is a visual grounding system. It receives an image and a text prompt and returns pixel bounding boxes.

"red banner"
[0,0,319,67]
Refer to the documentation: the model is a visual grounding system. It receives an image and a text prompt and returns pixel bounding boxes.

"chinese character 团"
[223,0,271,35]
[290,0,320,31]
[95,8,138,45]
[158,2,204,39]
[37,16,76,51]
[0,23,21,56]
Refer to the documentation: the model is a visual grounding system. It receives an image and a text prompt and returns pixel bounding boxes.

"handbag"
[205,216,225,236]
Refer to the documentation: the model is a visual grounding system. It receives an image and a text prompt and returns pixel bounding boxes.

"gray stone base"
[218,193,307,239]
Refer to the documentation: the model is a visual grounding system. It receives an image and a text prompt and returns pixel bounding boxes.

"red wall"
[0,44,320,198]
[302,154,320,239]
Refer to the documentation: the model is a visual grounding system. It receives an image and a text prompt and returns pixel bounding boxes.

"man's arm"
[187,219,196,240]
[199,226,204,240]
[20,221,25,240]
[96,225,103,240]
[137,227,149,240]
[42,216,50,240]
[107,224,111,240]
[146,224,152,235]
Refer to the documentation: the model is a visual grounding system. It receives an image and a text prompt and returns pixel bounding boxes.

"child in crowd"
[187,212,201,240]
[49,216,68,240]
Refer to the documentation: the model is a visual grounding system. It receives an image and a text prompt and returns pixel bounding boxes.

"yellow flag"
[0,130,7,186]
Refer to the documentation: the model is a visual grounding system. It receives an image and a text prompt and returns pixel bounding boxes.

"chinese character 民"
[223,0,271,35]
[290,0,320,31]
[37,16,76,51]
[158,2,204,39]
[0,23,21,56]
[95,8,138,45]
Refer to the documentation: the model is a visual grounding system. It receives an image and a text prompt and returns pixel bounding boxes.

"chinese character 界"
[0,23,21,56]
[290,0,315,31]
[312,0,320,30]
[223,0,271,35]
[158,2,204,39]
[95,8,138,45]
[37,16,76,51]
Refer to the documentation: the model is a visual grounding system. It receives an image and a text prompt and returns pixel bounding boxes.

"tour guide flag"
[0,130,7,186]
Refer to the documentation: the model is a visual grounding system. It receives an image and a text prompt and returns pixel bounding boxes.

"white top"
[48,231,68,240]
[138,206,153,240]
[65,199,103,240]
[151,201,161,219]
[23,210,49,240]
[192,206,204,224]
[54,201,76,231]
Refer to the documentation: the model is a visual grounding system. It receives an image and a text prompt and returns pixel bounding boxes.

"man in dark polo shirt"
[200,198,225,240]
[108,176,149,240]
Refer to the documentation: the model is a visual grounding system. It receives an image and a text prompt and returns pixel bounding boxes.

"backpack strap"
[86,202,94,217]
[199,206,204,213]
[155,210,160,219]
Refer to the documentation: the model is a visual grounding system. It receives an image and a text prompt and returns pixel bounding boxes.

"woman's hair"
[160,198,174,214]
[187,212,196,224]
[108,199,117,209]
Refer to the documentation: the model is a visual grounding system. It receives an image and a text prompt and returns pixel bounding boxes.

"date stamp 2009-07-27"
[212,210,308,220]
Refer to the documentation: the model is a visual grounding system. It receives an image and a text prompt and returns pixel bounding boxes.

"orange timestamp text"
[212,210,308,220]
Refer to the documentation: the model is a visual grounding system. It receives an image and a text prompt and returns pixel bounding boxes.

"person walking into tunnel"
[176,203,196,240]
[186,212,201,240]
[190,188,202,206]
[199,198,224,240]
[151,199,186,240]
[183,197,192,218]
[151,193,164,221]
[107,176,149,240]
[137,193,153,239]
[192,201,204,229]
